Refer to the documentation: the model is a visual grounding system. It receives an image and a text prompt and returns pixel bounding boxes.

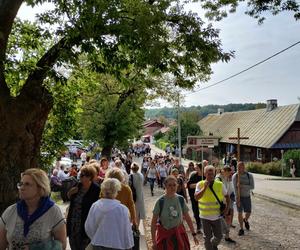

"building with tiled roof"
[197,100,300,162]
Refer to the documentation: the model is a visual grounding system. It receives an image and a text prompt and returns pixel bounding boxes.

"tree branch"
[115,88,136,111]
[0,0,22,61]
[19,36,77,104]
[0,0,23,99]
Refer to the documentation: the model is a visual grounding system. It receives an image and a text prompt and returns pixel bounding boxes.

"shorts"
[237,196,252,213]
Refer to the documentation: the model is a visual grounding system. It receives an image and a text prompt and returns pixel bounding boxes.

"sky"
[181,3,300,107]
[18,2,300,108]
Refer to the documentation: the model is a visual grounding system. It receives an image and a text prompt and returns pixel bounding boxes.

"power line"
[187,40,300,95]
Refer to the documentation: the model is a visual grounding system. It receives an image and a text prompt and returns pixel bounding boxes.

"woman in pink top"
[98,157,109,183]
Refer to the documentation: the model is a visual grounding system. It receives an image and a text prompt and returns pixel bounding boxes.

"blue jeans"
[148,178,156,192]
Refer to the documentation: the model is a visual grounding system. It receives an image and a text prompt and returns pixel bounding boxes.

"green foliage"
[283,149,300,176]
[155,139,173,151]
[283,149,300,162]
[154,131,165,142]
[198,0,300,23]
[77,69,145,155]
[166,112,202,146]
[3,0,237,162]
[246,161,284,176]
[145,103,260,119]
[39,79,81,167]
[5,18,52,96]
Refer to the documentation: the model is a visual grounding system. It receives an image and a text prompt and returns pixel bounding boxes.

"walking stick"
[237,170,240,208]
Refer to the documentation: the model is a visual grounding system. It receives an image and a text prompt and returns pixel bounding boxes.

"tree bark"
[101,145,113,159]
[0,88,52,214]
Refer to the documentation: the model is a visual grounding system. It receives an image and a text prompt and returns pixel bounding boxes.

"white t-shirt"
[80,152,87,161]
[158,166,168,178]
[0,204,65,249]
[195,182,227,221]
[147,167,157,179]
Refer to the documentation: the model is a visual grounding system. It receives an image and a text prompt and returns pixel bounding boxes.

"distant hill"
[145,103,266,120]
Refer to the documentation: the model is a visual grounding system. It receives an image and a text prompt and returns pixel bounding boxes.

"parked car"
[59,157,73,168]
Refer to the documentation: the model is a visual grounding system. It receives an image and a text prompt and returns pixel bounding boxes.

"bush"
[155,139,173,151]
[246,161,283,176]
[246,162,263,173]
[283,149,300,176]
[154,131,164,141]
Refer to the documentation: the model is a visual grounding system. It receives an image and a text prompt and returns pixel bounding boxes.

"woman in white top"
[146,161,159,196]
[130,163,146,227]
[157,162,168,188]
[85,178,134,250]
[0,168,66,250]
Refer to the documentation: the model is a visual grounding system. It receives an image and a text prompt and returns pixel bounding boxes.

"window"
[257,148,262,160]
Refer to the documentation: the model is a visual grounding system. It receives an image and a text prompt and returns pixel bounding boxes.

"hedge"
[246,161,286,176]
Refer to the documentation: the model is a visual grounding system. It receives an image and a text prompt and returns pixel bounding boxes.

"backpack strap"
[216,176,222,182]
[158,196,165,218]
[246,172,250,185]
[178,195,185,212]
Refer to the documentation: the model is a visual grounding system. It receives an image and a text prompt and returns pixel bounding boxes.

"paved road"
[144,144,300,249]
[143,183,300,249]
[150,144,300,210]
[60,145,300,250]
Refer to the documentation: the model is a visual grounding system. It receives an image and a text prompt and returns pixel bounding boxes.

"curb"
[265,178,300,181]
[253,192,300,211]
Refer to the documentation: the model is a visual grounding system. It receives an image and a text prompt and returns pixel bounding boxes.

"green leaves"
[77,69,145,154]
[198,0,300,23]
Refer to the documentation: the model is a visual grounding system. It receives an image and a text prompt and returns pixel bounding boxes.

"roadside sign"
[187,136,219,147]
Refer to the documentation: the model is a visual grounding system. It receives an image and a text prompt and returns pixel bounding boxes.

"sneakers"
[238,229,244,236]
[243,219,250,230]
[225,237,236,244]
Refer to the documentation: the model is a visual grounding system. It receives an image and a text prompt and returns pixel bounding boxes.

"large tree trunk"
[0,92,52,213]
[101,145,113,159]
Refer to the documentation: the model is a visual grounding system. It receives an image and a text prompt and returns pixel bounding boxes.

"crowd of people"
[0,146,256,250]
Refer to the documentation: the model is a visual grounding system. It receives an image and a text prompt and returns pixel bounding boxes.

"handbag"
[132,225,140,250]
[209,184,226,215]
[129,174,137,202]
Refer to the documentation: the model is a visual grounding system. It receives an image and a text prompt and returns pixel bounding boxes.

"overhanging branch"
[19,36,78,103]
[0,0,23,62]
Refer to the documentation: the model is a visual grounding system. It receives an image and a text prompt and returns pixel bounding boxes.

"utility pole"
[177,93,182,165]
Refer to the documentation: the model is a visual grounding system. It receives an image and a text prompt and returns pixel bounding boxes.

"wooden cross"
[228,128,249,161]
[228,128,249,207]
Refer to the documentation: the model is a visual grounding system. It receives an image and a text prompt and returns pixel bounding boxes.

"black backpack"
[129,174,137,202]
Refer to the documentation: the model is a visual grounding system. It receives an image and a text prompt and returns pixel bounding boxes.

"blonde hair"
[89,159,97,164]
[22,168,50,197]
[101,178,121,199]
[105,167,124,182]
[114,159,122,168]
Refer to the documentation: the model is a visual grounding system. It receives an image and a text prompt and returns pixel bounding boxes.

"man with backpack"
[232,161,255,236]
[195,165,229,250]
